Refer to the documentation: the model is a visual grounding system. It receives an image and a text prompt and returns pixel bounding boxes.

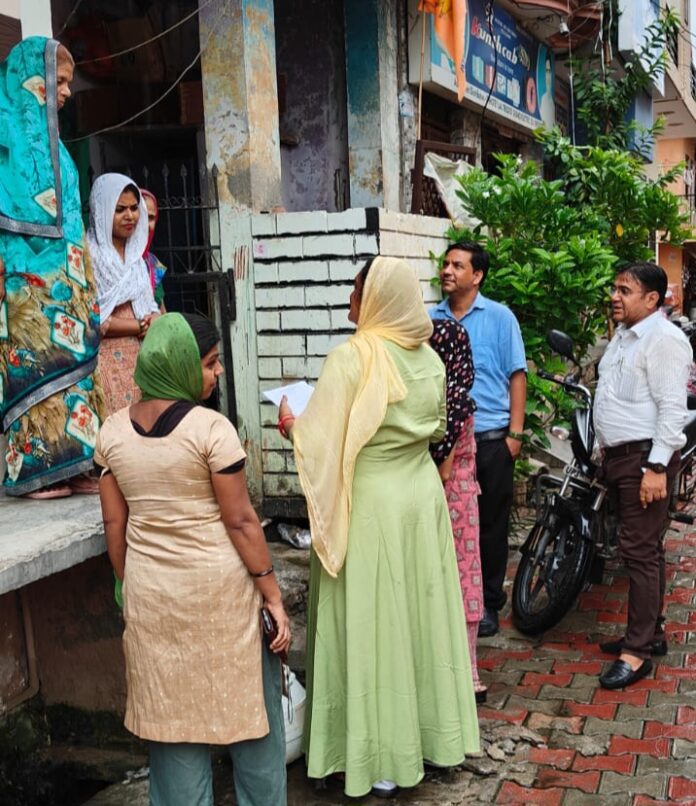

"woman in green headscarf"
[0,37,103,498]
[95,312,289,806]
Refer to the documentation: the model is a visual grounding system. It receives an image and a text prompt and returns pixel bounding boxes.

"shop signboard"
[409,0,555,132]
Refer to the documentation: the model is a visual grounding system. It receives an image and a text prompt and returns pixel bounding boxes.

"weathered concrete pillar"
[199,0,282,503]
[343,0,401,210]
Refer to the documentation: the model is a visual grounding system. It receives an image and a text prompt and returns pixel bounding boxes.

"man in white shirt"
[594,262,692,689]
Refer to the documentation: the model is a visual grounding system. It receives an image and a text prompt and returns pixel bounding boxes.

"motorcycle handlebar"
[537,369,593,404]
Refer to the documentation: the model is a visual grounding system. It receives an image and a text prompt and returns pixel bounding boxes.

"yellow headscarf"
[292,257,434,577]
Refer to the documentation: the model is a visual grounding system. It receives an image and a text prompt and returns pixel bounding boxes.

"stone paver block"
[593,688,649,706]
[669,776,696,801]
[676,705,696,723]
[506,695,562,717]
[636,754,696,778]
[540,684,595,703]
[548,731,609,757]
[583,718,643,738]
[643,721,696,741]
[554,660,604,675]
[536,768,600,793]
[608,736,671,758]
[562,701,617,720]
[489,724,547,747]
[672,738,696,759]
[562,791,631,806]
[647,689,693,708]
[503,658,554,674]
[599,772,666,798]
[572,753,634,774]
[496,781,564,805]
[526,747,575,770]
[482,670,524,686]
[522,672,573,688]
[527,713,584,734]
[615,704,677,722]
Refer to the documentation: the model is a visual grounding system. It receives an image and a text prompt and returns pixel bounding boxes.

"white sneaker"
[371,779,398,797]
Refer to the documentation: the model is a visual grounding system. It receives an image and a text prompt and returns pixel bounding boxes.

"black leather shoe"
[478,607,499,637]
[599,658,653,689]
[599,637,668,657]
[475,688,487,705]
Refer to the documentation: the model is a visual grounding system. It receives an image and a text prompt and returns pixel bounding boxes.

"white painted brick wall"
[304,285,352,307]
[257,334,305,357]
[276,211,328,235]
[253,236,303,260]
[329,259,362,281]
[277,260,330,282]
[281,356,325,379]
[255,287,305,309]
[254,262,279,284]
[251,209,449,505]
[306,333,349,355]
[303,233,355,258]
[354,233,379,255]
[257,311,280,331]
[281,308,331,331]
[326,208,367,231]
[258,357,282,378]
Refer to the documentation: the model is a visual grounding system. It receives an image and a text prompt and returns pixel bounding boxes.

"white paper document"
[263,381,315,416]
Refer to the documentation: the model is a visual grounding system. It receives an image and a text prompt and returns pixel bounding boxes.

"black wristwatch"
[645,462,666,474]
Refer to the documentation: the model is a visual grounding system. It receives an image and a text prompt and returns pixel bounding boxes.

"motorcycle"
[511,329,696,636]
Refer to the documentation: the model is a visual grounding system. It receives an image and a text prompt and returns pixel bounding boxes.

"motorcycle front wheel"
[512,513,594,635]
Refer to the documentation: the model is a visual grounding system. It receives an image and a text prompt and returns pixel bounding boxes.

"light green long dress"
[303,340,480,797]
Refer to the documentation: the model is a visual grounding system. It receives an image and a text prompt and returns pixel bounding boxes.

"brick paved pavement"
[85,518,695,805]
[468,518,696,806]
[281,518,696,805]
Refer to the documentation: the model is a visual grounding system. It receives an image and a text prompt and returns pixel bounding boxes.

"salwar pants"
[148,644,287,806]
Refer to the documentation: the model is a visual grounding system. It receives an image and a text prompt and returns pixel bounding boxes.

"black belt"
[475,428,509,444]
[603,439,652,460]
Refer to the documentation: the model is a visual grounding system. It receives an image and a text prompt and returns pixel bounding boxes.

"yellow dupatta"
[292,257,434,577]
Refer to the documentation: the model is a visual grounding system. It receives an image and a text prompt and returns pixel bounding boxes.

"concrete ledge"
[0,493,105,596]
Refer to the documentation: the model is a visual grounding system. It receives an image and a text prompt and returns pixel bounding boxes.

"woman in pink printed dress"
[429,317,486,702]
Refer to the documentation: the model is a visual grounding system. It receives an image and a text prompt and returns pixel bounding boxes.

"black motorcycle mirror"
[547,329,578,364]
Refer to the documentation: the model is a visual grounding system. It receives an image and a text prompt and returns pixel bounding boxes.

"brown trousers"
[602,450,679,659]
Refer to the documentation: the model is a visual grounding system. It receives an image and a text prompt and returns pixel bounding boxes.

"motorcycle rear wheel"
[512,514,593,635]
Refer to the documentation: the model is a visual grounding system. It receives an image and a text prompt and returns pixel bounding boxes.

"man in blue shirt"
[431,242,527,637]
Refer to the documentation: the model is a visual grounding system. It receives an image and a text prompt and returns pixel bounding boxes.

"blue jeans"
[149,644,286,806]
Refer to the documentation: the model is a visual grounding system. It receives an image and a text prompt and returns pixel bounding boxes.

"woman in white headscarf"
[88,173,159,415]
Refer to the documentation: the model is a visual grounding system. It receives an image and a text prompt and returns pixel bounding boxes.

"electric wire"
[65,3,226,143]
[476,0,498,145]
[56,0,85,37]
[75,0,215,65]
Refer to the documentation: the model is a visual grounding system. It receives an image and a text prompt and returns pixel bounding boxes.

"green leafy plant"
[435,5,690,450]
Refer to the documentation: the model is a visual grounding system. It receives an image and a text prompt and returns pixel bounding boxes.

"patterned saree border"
[1,353,98,432]
[0,39,64,240]
[3,455,95,496]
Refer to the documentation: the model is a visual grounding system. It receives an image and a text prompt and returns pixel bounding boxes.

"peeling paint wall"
[344,0,401,210]
[275,0,349,213]
[199,0,284,502]
[200,0,282,212]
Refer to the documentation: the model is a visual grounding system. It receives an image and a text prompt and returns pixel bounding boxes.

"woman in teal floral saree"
[0,37,103,498]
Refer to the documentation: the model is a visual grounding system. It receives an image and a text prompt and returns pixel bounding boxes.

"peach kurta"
[95,406,266,744]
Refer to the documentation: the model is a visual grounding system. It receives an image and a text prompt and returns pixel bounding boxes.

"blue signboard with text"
[422,0,555,131]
